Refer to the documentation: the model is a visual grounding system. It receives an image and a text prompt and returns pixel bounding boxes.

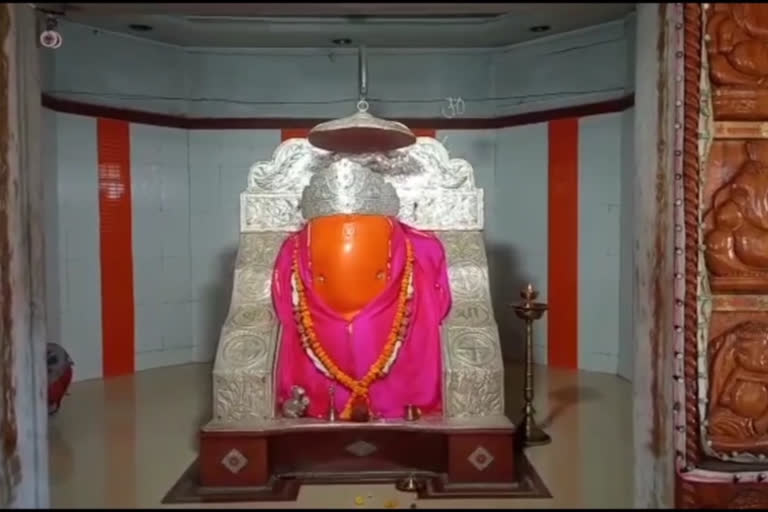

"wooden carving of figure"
[704,142,768,291]
[708,322,768,454]
[708,4,768,87]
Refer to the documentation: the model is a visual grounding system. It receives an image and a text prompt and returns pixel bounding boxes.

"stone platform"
[166,415,547,501]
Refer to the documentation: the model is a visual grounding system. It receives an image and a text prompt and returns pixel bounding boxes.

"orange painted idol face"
[308,214,393,321]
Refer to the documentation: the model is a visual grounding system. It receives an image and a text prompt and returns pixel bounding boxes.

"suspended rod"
[358,45,368,101]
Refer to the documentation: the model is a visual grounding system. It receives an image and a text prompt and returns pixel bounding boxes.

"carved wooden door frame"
[630,3,678,507]
[673,2,768,508]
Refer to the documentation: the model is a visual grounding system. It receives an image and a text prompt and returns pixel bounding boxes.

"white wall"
[42,110,60,353]
[492,124,550,363]
[50,26,188,115]
[186,48,496,118]
[49,113,102,381]
[42,14,637,379]
[47,18,632,120]
[618,12,637,381]
[44,114,633,378]
[44,116,282,379]
[130,124,195,370]
[618,107,636,381]
[492,21,630,116]
[188,130,280,362]
[579,112,623,373]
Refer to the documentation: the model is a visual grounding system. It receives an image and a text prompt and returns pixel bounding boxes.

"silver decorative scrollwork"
[220,331,270,369]
[213,373,272,423]
[448,302,493,327]
[300,160,401,220]
[240,137,483,233]
[227,305,276,330]
[442,324,505,417]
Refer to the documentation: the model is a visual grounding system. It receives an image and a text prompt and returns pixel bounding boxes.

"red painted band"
[547,118,579,370]
[281,128,311,141]
[43,93,633,131]
[281,128,436,142]
[97,118,135,377]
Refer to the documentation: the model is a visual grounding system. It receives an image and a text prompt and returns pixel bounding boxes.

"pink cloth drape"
[272,219,452,419]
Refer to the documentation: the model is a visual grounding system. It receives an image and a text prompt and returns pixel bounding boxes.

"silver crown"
[300,160,400,220]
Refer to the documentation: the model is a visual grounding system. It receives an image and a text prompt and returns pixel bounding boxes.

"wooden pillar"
[0,4,49,508]
[632,3,676,508]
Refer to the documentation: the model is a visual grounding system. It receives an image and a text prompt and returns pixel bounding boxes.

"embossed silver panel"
[241,191,483,232]
[212,232,287,424]
[213,136,505,426]
[438,231,505,418]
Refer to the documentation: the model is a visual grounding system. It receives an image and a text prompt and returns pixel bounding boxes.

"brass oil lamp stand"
[511,284,551,447]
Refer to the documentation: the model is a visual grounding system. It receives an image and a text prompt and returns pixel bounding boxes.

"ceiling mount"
[308,45,417,153]
[58,4,635,48]
[128,23,153,32]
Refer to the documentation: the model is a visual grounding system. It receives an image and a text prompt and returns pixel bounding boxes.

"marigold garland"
[291,237,414,420]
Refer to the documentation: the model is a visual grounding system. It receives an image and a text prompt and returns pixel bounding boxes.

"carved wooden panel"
[679,2,768,509]
[708,4,768,120]
[679,479,768,509]
[707,319,768,458]
[704,141,768,293]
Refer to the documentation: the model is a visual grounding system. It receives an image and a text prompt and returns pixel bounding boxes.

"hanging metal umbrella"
[308,46,417,154]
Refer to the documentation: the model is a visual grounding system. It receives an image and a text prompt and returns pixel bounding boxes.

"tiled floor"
[49,362,633,508]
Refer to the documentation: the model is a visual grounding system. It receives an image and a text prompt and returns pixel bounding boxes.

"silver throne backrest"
[240,138,484,232]
[213,138,504,425]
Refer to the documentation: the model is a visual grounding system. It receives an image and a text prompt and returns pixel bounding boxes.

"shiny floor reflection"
[49,362,632,508]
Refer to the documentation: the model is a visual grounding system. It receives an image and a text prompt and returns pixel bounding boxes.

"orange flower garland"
[291,237,414,420]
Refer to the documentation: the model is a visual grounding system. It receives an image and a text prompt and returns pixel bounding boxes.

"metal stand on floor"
[511,284,551,447]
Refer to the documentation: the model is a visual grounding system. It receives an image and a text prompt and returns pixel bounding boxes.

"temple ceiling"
[50,3,634,48]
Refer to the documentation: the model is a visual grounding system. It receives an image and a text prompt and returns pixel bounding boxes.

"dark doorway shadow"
[201,246,238,360]
[486,241,528,363]
[486,241,531,418]
[189,245,237,450]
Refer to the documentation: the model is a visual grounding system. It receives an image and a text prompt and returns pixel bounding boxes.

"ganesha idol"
[207,136,506,427]
[274,162,450,421]
[195,131,518,494]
